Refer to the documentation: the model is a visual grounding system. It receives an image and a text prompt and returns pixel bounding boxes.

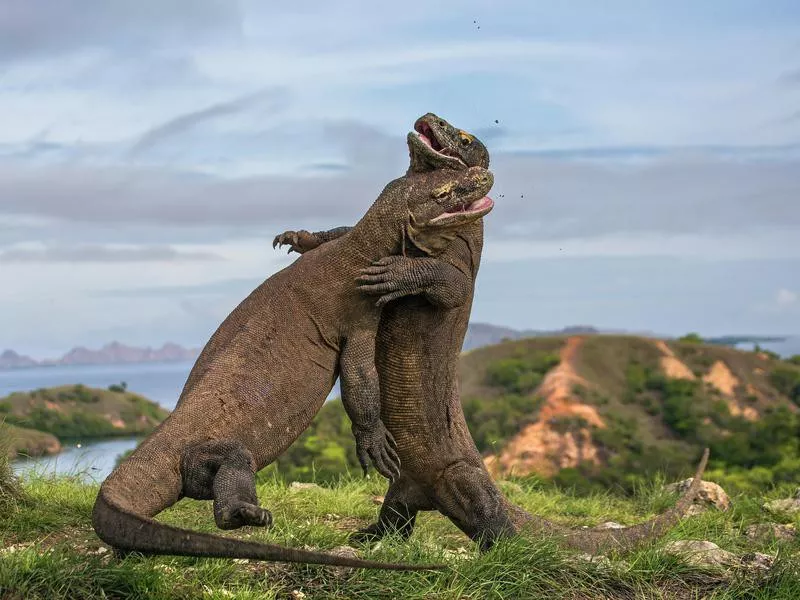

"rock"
[664,478,730,512]
[744,523,797,543]
[289,482,320,490]
[572,553,615,570]
[443,547,471,561]
[663,540,738,569]
[291,591,307,600]
[740,552,775,573]
[593,521,625,530]
[764,489,800,516]
[371,495,385,505]
[326,545,360,576]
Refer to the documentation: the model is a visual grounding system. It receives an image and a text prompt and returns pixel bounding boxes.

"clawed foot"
[216,502,273,530]
[356,256,424,307]
[349,523,383,545]
[352,421,401,481]
[272,230,320,254]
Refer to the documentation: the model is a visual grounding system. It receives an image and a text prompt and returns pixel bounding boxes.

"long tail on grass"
[506,448,710,554]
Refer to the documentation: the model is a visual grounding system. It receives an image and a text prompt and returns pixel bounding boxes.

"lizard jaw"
[407,130,467,170]
[428,195,494,226]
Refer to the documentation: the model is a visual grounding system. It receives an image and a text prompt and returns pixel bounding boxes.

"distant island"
[0,342,201,370]
[2,383,169,459]
[0,325,790,370]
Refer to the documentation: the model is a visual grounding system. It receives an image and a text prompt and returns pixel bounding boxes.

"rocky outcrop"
[665,478,730,514]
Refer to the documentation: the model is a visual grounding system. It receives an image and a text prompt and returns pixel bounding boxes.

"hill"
[0,342,200,370]
[464,335,800,493]
[1,423,61,459]
[272,334,800,494]
[0,384,169,454]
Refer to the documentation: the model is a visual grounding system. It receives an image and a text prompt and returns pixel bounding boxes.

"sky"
[0,0,798,357]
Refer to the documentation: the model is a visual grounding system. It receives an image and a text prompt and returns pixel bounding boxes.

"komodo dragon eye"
[459,131,473,146]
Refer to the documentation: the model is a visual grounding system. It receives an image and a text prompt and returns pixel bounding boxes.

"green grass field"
[2,465,800,599]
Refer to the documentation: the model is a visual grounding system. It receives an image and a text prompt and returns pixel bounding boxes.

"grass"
[2,471,800,599]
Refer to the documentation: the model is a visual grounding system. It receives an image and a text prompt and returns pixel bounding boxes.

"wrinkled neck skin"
[342,177,416,261]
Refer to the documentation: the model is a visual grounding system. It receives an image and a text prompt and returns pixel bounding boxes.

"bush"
[484,353,560,395]
[678,333,703,344]
[108,381,128,393]
[463,394,544,453]
[770,366,800,404]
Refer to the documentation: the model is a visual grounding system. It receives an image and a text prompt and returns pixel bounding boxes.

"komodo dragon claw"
[272,230,321,255]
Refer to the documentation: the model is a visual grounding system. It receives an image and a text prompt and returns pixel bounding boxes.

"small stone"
[232,558,250,564]
[289,482,320,490]
[327,545,360,576]
[764,496,800,516]
[663,540,738,569]
[664,478,730,512]
[291,591,306,600]
[93,546,109,555]
[573,553,614,569]
[443,547,472,561]
[740,552,775,573]
[371,495,385,505]
[744,523,797,543]
[593,521,625,530]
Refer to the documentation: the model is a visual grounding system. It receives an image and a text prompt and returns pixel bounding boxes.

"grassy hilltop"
[1,384,168,458]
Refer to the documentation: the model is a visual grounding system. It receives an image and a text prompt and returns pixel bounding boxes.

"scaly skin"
[91,159,494,570]
[275,113,710,554]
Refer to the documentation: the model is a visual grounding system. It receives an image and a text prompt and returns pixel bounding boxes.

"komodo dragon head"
[398,166,494,256]
[407,112,490,172]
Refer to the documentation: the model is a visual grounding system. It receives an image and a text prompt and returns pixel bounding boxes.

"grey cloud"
[0,147,798,243]
[779,68,800,87]
[128,88,288,157]
[0,244,224,263]
[0,0,242,61]
[92,278,260,298]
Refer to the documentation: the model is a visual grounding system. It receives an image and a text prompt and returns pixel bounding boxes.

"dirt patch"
[703,361,739,396]
[106,416,126,429]
[655,340,696,380]
[43,400,65,413]
[485,337,605,478]
[702,361,757,421]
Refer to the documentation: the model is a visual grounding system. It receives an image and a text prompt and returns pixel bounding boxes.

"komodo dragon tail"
[92,489,442,570]
[506,448,710,554]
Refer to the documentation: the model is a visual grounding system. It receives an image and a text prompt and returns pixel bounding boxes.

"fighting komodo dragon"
[92,161,495,569]
[274,112,710,554]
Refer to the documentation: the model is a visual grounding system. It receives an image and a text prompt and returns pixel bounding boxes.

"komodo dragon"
[274,113,710,554]
[91,162,495,570]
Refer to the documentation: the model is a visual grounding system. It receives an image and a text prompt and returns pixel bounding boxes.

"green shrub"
[770,366,800,404]
[462,394,544,453]
[678,333,703,344]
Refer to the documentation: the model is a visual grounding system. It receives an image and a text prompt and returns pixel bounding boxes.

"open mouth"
[411,121,465,165]
[430,195,494,224]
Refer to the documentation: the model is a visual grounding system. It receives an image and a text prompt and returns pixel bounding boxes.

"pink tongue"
[418,132,432,147]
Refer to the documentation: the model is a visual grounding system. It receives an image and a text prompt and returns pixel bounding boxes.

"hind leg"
[350,476,432,544]
[181,439,272,530]
[434,462,516,551]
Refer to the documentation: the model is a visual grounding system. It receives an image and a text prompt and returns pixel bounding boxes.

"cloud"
[776,288,798,308]
[0,244,224,263]
[0,0,242,61]
[1,138,798,254]
[128,87,289,157]
[779,68,800,87]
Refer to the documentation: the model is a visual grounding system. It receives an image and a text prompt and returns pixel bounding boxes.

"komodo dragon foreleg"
[341,324,401,480]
